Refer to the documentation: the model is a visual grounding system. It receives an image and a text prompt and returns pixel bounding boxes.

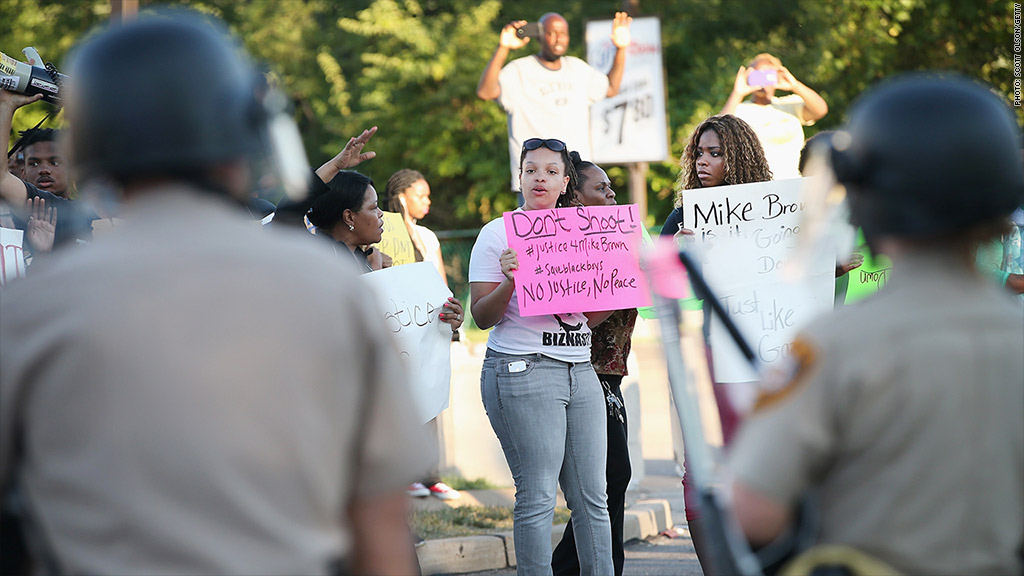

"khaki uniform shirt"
[730,252,1024,575]
[0,187,435,575]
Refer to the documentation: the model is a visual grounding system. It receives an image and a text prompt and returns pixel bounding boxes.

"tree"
[4,0,1013,228]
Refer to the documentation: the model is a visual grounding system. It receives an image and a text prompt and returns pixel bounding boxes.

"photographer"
[477,11,632,193]
[721,53,828,179]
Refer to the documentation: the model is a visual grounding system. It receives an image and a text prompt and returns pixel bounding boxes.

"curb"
[416,498,672,575]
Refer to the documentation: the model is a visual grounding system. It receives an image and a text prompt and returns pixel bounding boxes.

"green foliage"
[337,0,515,227]
[3,0,1013,228]
[440,475,497,490]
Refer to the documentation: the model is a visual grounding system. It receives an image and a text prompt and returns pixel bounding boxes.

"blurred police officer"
[728,75,1024,574]
[0,10,433,575]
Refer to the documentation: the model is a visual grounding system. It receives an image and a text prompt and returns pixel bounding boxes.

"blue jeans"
[481,350,612,575]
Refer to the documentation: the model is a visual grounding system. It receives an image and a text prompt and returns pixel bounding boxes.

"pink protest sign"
[503,205,652,316]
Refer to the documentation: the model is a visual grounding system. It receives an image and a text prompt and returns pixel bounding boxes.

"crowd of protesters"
[1,6,1022,576]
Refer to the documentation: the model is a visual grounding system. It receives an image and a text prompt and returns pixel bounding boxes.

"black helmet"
[65,10,306,193]
[830,74,1024,238]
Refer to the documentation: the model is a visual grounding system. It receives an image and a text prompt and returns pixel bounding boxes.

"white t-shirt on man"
[497,55,609,190]
[734,94,812,180]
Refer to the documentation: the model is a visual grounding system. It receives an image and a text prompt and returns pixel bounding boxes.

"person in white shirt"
[477,12,632,192]
[721,53,828,180]
[469,138,614,574]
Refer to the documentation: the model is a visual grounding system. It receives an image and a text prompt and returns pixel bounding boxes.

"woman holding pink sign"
[469,138,613,575]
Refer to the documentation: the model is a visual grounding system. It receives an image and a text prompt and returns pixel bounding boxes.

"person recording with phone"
[720,53,828,179]
[476,11,632,195]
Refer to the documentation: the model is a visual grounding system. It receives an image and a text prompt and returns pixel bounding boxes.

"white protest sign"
[586,16,669,163]
[683,178,834,382]
[361,262,454,424]
[0,227,27,287]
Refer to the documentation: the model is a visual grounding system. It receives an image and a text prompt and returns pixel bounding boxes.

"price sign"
[586,16,670,164]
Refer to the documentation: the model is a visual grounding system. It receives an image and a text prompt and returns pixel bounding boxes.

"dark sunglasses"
[522,138,567,153]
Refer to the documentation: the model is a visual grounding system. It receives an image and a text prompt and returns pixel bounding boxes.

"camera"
[0,49,67,105]
[746,69,778,87]
[516,22,542,40]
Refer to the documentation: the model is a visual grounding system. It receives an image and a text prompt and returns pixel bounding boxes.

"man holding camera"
[477,12,632,192]
[721,53,828,179]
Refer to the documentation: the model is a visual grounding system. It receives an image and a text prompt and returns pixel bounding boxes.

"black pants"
[551,375,631,576]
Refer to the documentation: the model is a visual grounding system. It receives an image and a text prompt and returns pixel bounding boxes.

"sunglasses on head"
[522,138,567,153]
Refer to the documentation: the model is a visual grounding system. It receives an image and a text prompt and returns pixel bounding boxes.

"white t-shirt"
[734,94,811,180]
[498,55,609,190]
[413,223,443,278]
[468,215,592,362]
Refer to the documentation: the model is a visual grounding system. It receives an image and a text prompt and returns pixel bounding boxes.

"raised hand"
[774,66,797,92]
[0,89,43,111]
[333,126,378,170]
[611,12,632,48]
[500,20,531,50]
[732,66,757,97]
[25,196,56,253]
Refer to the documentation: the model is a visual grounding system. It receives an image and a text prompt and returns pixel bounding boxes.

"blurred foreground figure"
[728,75,1024,574]
[0,11,432,575]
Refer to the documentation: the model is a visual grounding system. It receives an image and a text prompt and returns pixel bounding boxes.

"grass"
[440,475,498,490]
[410,505,572,540]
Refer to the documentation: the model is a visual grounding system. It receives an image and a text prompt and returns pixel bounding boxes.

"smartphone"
[508,360,528,373]
[516,22,542,40]
[747,69,778,87]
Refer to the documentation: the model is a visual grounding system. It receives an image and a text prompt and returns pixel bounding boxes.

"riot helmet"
[64,10,308,198]
[830,74,1024,239]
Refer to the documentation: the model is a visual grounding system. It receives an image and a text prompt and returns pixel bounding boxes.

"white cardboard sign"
[0,227,27,287]
[361,262,454,423]
[586,16,670,163]
[683,178,834,382]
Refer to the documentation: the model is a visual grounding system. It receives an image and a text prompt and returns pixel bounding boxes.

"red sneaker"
[407,482,430,497]
[428,482,460,500]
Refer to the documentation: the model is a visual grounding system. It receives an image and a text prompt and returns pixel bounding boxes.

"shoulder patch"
[752,336,818,413]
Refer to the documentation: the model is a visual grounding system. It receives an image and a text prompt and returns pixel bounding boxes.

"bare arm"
[1,90,42,207]
[477,21,529,100]
[470,247,518,329]
[605,12,632,97]
[1006,273,1024,295]
[584,310,614,328]
[25,196,55,254]
[315,126,377,184]
[731,479,793,547]
[471,279,515,330]
[721,66,755,115]
[776,67,828,122]
[435,245,448,286]
[348,490,419,575]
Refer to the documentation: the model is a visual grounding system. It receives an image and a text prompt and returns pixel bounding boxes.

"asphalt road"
[455,532,703,576]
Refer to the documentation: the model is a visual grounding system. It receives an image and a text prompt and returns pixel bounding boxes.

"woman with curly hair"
[658,114,771,575]
[661,114,772,237]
